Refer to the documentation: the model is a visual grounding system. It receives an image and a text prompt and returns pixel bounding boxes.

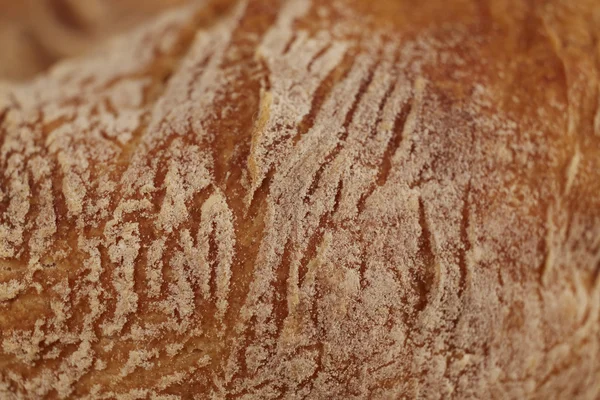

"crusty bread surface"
[1,0,600,398]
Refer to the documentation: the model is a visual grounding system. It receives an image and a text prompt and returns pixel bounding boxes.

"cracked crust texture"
[1,0,600,398]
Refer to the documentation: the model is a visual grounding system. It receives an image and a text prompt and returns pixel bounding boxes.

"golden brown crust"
[1,0,600,398]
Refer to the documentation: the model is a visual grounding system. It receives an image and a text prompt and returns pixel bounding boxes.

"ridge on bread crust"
[1,0,599,398]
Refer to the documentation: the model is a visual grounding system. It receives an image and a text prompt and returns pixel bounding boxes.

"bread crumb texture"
[1,0,600,398]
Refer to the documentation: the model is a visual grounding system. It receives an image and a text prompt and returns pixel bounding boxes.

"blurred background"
[0,0,189,81]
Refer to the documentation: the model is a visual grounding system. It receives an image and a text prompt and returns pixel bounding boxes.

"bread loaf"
[0,0,189,81]
[1,0,599,398]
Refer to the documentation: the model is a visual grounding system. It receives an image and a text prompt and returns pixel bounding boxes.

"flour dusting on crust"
[1,0,600,399]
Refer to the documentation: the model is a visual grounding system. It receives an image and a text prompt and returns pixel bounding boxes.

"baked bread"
[1,0,599,398]
[0,0,189,81]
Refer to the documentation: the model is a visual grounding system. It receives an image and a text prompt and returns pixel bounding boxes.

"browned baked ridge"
[1,0,599,398]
